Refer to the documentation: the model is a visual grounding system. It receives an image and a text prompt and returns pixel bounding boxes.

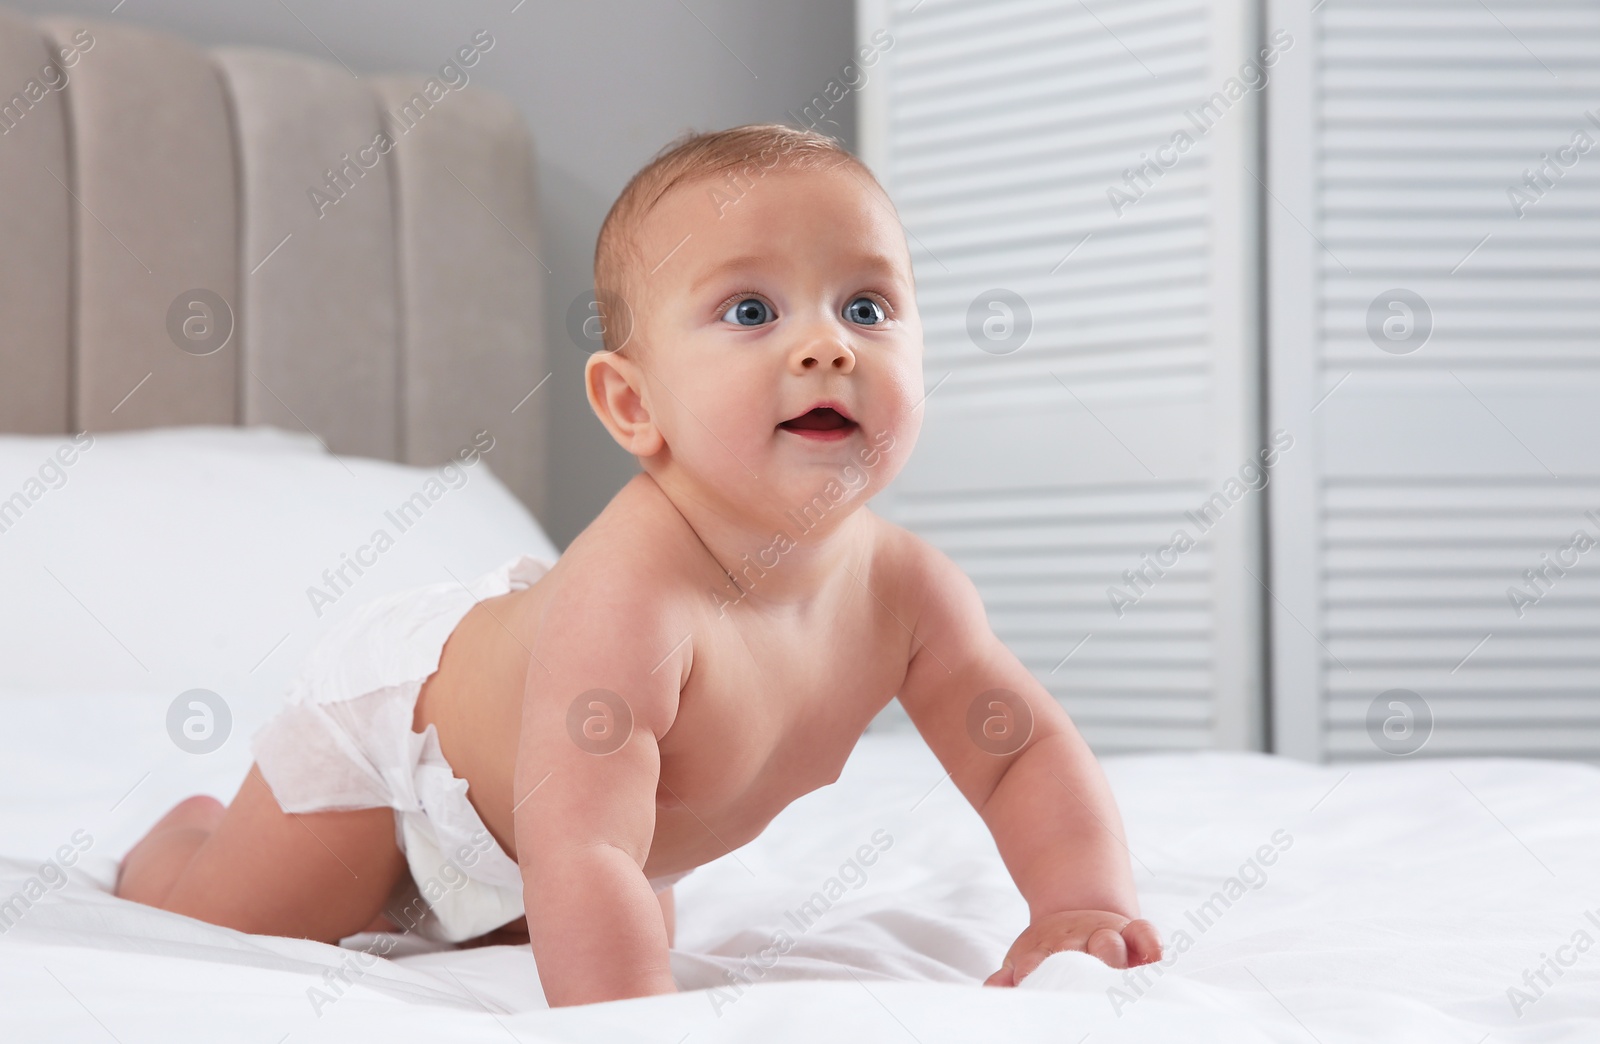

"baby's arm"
[511,576,684,1007]
[896,544,1162,983]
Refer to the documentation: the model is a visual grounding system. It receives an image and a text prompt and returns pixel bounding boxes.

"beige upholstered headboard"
[0,9,546,517]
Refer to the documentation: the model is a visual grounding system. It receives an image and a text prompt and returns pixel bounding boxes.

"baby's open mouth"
[778,406,858,440]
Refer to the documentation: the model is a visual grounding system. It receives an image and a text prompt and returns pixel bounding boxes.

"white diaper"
[251,552,691,943]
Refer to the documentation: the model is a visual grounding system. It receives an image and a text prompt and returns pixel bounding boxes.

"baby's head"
[584,124,923,533]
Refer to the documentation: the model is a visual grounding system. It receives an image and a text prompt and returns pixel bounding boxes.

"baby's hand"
[983,910,1162,986]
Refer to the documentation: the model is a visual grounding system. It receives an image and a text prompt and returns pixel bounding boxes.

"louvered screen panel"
[1322,480,1600,758]
[1267,0,1600,760]
[860,0,1264,751]
[894,484,1217,749]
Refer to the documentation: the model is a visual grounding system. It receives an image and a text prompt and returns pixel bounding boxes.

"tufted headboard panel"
[0,9,547,516]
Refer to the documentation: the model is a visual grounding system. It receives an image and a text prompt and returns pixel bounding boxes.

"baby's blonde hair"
[593,123,883,355]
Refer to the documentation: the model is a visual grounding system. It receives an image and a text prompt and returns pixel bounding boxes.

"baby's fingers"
[987,913,1156,986]
[987,935,1060,986]
[1085,927,1129,970]
[1006,925,1124,983]
[982,966,1016,988]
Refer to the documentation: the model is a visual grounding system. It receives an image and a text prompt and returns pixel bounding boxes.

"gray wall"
[7,0,858,546]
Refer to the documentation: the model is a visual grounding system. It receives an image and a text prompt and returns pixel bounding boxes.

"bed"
[2,9,1599,1043]
[2,469,1598,1043]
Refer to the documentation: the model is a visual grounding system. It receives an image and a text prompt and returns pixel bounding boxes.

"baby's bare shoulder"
[531,477,710,650]
[862,513,988,643]
[518,480,710,735]
[865,512,970,597]
[557,478,704,586]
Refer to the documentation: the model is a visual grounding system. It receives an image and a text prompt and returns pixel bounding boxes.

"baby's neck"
[642,471,872,611]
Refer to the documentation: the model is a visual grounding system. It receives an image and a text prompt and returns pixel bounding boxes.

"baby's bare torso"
[413,475,920,882]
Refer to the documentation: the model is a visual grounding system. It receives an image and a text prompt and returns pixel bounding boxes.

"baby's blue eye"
[845,296,886,326]
[722,297,773,326]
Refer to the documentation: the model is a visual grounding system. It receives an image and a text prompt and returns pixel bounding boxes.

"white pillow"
[0,426,559,726]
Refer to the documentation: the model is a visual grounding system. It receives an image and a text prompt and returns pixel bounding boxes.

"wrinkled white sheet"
[2,689,1598,1042]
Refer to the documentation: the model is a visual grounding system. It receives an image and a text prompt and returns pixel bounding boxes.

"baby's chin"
[661,421,906,509]
[767,451,889,508]
[700,448,875,497]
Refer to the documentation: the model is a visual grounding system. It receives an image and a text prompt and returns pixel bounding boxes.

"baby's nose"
[796,340,855,372]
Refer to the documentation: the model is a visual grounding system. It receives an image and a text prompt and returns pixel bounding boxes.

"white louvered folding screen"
[1266,0,1600,760]
[859,0,1268,751]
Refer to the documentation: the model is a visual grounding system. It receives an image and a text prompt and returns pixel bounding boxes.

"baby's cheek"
[722,400,778,454]
[878,377,922,454]
[889,361,925,417]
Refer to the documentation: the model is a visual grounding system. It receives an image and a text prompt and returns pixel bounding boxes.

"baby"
[116,124,1162,1006]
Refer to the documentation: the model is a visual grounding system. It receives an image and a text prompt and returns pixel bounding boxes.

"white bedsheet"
[2,689,1598,1042]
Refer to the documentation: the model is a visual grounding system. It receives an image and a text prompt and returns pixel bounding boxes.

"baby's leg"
[115,793,227,903]
[116,764,406,943]
[659,886,675,948]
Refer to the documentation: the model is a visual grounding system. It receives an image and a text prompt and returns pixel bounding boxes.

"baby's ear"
[585,349,665,458]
